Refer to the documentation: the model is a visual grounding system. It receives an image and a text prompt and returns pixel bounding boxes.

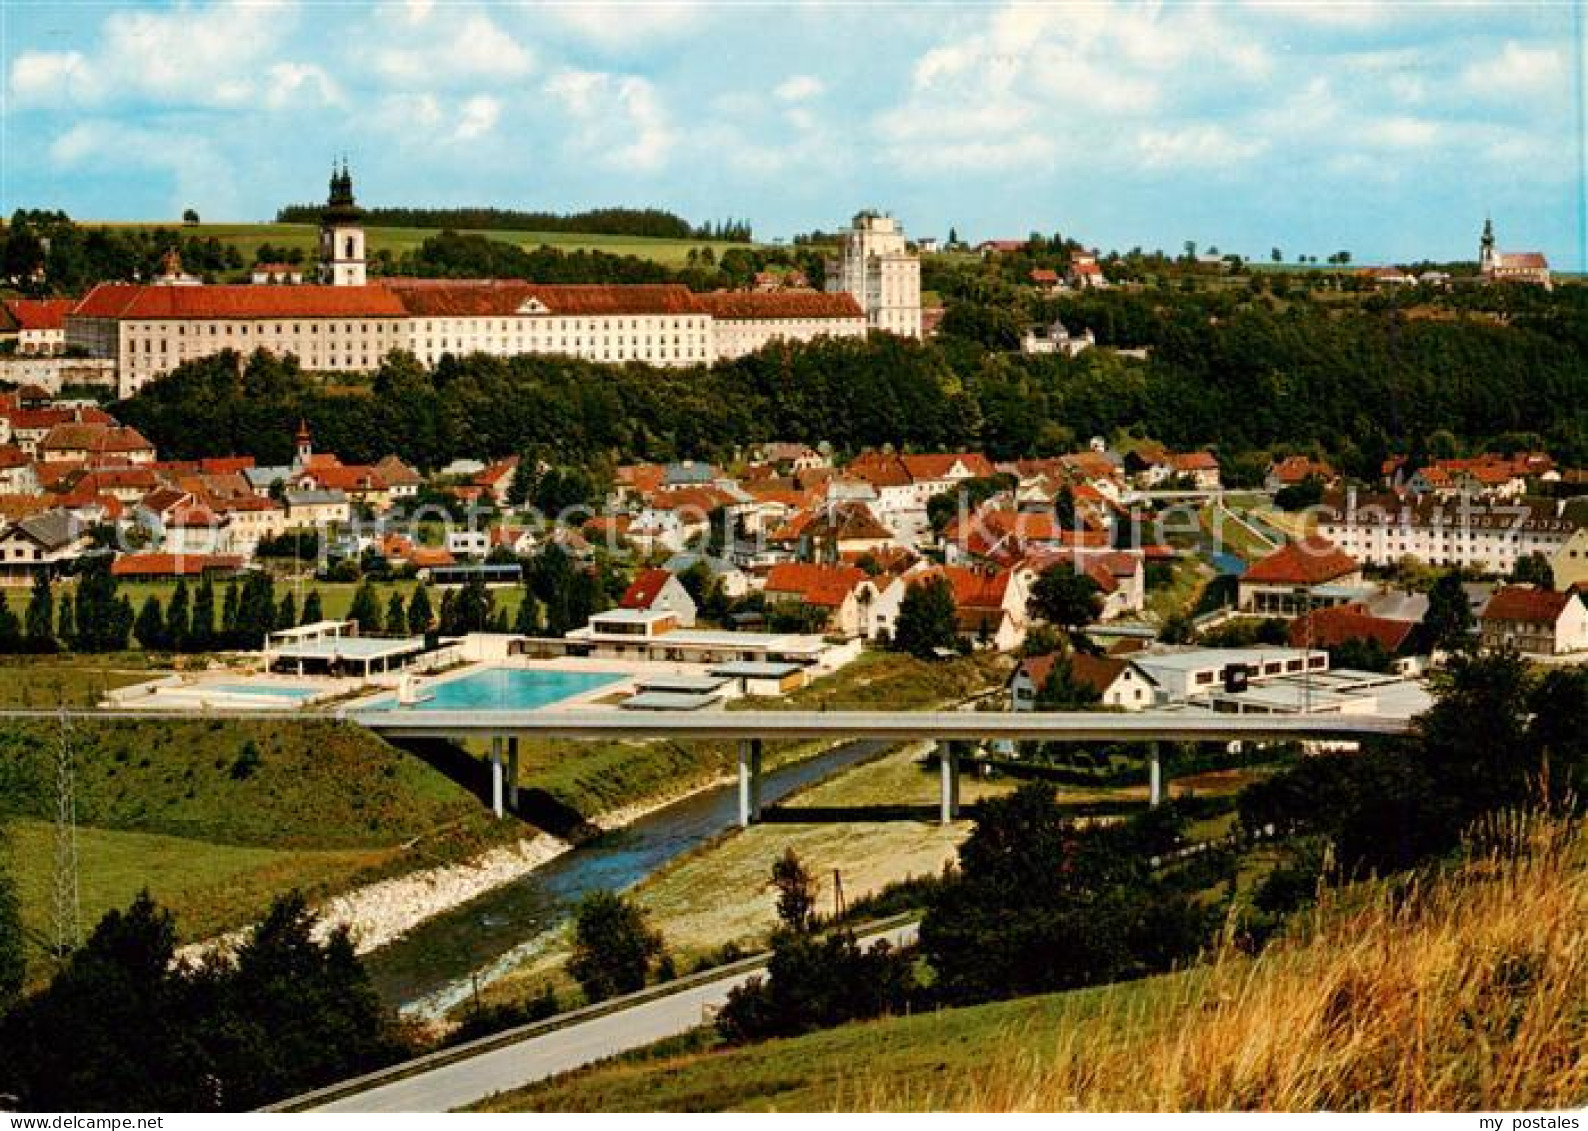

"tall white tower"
[826,211,922,339]
[318,160,367,287]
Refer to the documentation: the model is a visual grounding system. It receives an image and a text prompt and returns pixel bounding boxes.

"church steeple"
[1480,216,1495,271]
[318,157,366,286]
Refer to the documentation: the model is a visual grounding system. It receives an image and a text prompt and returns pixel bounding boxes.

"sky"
[1,1,1582,267]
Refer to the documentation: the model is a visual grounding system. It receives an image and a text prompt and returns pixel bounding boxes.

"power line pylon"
[52,706,81,961]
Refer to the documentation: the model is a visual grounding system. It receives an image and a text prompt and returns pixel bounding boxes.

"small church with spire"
[1479,218,1551,289]
[318,159,367,287]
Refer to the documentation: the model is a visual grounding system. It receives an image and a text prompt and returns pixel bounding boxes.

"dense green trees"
[109,283,1588,476]
[1028,567,1103,635]
[1240,653,1588,877]
[0,828,22,1010]
[0,890,406,1111]
[1423,571,1474,653]
[918,784,1211,1006]
[566,891,665,1004]
[893,577,959,658]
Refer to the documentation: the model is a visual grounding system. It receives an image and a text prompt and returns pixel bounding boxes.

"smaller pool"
[376,668,629,712]
[206,684,322,701]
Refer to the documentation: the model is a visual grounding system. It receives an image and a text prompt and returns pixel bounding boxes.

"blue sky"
[2,1,1581,266]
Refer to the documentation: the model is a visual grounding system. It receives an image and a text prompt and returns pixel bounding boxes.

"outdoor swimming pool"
[207,684,322,702]
[376,667,629,712]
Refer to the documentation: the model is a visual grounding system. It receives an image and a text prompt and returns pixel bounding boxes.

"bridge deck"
[0,707,1416,743]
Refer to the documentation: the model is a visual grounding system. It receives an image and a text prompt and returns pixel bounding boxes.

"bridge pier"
[507,737,520,811]
[939,742,960,824]
[489,736,505,819]
[1148,742,1163,808]
[737,738,763,827]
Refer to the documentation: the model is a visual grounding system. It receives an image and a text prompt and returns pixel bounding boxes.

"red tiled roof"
[4,298,73,331]
[1482,586,1573,624]
[39,423,154,455]
[1171,451,1220,472]
[3,406,114,432]
[1243,538,1359,586]
[1269,455,1335,485]
[1288,603,1416,653]
[1028,268,1060,284]
[621,568,676,610]
[764,562,866,607]
[899,453,998,481]
[693,291,863,320]
[924,565,1011,611]
[71,282,407,320]
[0,444,29,470]
[111,553,243,578]
[385,279,703,318]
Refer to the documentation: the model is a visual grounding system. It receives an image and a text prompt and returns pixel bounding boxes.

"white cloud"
[1459,41,1566,99]
[457,95,502,139]
[544,69,675,173]
[874,0,1281,173]
[537,2,700,48]
[49,122,242,216]
[262,62,343,110]
[774,74,824,102]
[9,0,299,109]
[1136,125,1267,170]
[366,11,533,84]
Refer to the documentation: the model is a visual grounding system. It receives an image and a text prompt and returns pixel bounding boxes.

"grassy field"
[1145,557,1211,624]
[482,814,1587,1112]
[90,222,754,269]
[0,712,513,977]
[0,656,156,707]
[5,817,394,960]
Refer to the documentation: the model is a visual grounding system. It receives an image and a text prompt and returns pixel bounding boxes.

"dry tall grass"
[860,812,1588,1111]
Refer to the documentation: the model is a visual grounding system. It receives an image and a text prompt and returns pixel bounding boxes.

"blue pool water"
[383,667,628,711]
[208,684,321,701]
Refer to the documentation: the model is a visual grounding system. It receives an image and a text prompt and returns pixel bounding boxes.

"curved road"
[294,923,916,1113]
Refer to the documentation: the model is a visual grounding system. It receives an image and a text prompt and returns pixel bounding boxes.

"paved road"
[308,923,917,1113]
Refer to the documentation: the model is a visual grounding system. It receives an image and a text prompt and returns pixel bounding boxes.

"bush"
[566,891,665,1003]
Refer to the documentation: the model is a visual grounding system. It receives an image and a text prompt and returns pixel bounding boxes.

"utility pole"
[52,707,81,961]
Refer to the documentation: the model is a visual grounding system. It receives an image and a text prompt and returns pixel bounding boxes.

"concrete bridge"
[6,706,1411,828]
[342,708,1414,825]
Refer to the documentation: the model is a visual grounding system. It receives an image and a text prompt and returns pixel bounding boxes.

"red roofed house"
[1067,251,1107,289]
[864,565,1032,651]
[1480,586,1588,655]
[1170,451,1222,490]
[620,567,697,627]
[474,456,520,507]
[763,562,868,635]
[1265,455,1337,491]
[1288,603,1419,657]
[1238,538,1363,617]
[38,422,155,466]
[111,552,245,580]
[1009,651,1159,711]
[2,298,73,355]
[847,450,999,544]
[0,444,38,495]
[1028,267,1061,294]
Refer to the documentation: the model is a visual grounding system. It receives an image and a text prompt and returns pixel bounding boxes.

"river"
[365,738,891,1019]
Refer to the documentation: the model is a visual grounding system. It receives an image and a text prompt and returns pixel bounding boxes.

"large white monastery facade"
[66,168,921,396]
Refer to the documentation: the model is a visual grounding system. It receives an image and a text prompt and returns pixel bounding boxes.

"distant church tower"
[319,159,366,287]
[1479,216,1496,275]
